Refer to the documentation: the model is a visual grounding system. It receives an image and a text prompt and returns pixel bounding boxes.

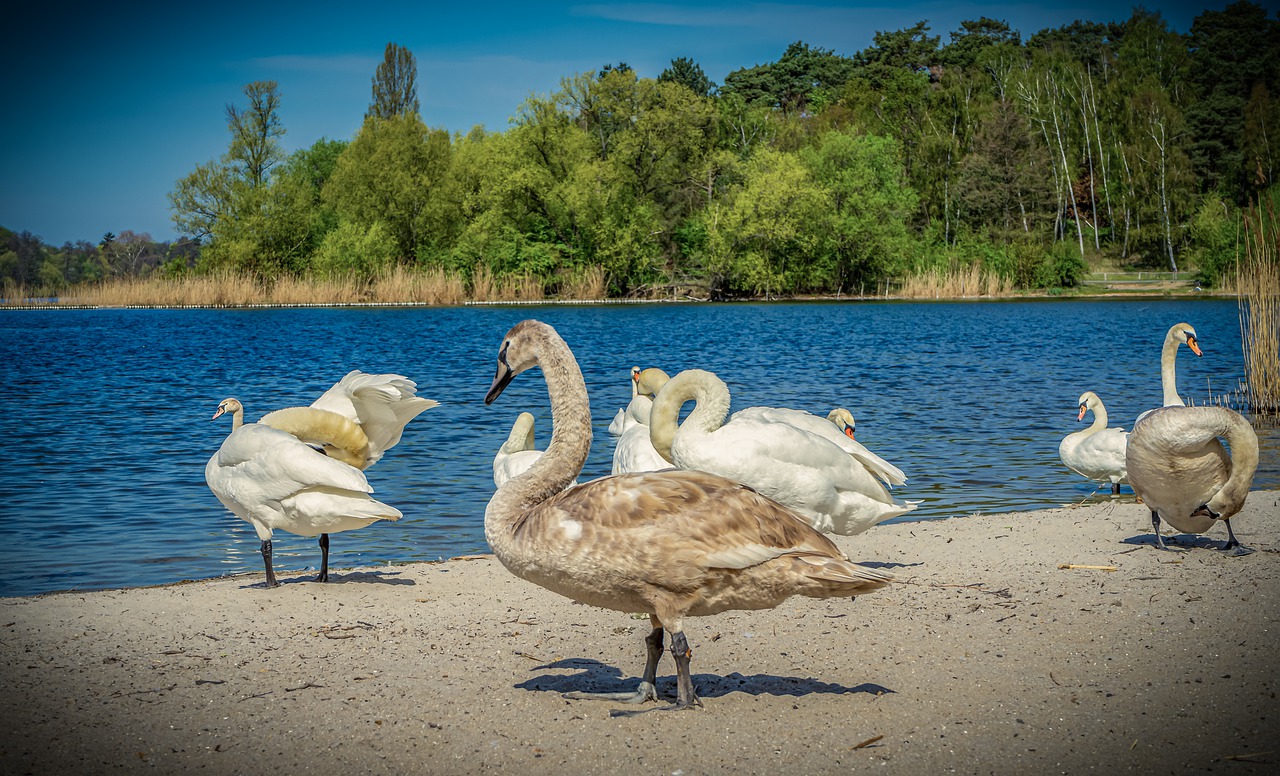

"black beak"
[485,343,515,405]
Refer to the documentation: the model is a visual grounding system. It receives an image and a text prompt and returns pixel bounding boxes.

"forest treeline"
[4,2,1279,300]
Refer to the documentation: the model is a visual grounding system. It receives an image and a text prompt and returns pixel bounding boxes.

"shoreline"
[3,492,1277,774]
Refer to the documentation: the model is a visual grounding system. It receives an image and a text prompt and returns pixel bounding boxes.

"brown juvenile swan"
[483,320,892,711]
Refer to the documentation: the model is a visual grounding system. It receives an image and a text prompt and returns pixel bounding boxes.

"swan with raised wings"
[206,398,403,587]
[207,371,436,585]
[484,320,892,711]
[1059,391,1129,495]
[648,369,916,536]
[611,367,672,475]
[1126,405,1259,554]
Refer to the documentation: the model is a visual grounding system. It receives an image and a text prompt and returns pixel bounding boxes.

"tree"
[941,17,1021,71]
[169,81,286,242]
[721,41,858,116]
[658,57,714,97]
[367,42,420,121]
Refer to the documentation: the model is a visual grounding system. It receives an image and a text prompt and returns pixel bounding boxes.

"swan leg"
[1151,511,1173,551]
[1111,482,1122,496]
[1221,520,1255,556]
[316,533,330,582]
[566,624,664,705]
[668,630,702,710]
[260,540,279,588]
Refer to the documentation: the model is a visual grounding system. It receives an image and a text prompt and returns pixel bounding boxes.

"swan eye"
[498,341,510,366]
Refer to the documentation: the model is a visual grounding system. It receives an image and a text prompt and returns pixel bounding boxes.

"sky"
[3,1,1225,247]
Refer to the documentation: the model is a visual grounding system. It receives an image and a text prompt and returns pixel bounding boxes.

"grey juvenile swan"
[483,320,892,711]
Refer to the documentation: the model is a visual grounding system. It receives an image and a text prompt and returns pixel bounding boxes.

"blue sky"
[4,1,1217,247]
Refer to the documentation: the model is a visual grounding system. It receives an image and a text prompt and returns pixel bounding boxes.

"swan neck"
[1161,335,1185,406]
[1087,400,1108,432]
[489,331,590,515]
[648,370,730,463]
[1213,411,1260,513]
[231,406,244,430]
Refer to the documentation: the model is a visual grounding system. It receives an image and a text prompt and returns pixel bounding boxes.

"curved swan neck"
[501,413,537,454]
[490,327,590,513]
[230,406,244,430]
[648,369,731,463]
[1161,332,1186,407]
[1210,410,1261,515]
[1086,399,1108,432]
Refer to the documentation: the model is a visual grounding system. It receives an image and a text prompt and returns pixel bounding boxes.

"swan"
[259,370,439,469]
[483,320,892,710]
[1136,323,1202,423]
[493,412,578,488]
[731,406,908,488]
[1126,405,1259,554]
[607,367,645,435]
[1059,391,1129,495]
[206,398,402,587]
[611,368,673,475]
[649,369,917,536]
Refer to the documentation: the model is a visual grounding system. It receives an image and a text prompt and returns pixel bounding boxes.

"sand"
[2,491,1277,775]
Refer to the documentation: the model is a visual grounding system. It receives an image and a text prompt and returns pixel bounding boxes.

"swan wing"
[311,371,438,463]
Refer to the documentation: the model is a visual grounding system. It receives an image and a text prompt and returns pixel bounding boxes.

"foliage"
[367,42,420,120]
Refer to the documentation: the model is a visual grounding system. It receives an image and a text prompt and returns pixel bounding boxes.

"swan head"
[1170,323,1202,356]
[827,408,856,440]
[212,398,243,421]
[636,368,671,398]
[486,320,548,405]
[1076,391,1101,421]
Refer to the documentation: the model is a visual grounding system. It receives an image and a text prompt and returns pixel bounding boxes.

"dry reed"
[898,265,1014,299]
[558,265,608,300]
[370,266,466,305]
[1238,198,1280,420]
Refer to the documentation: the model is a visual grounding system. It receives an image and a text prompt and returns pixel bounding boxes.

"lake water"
[1,298,1275,597]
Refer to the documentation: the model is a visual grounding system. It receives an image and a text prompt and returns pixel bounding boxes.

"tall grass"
[558,265,608,300]
[1238,198,1280,421]
[898,265,1014,299]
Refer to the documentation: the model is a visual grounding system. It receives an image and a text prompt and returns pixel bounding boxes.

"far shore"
[2,491,1276,775]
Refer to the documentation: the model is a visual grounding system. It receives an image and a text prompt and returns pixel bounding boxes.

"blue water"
[0,299,1275,597]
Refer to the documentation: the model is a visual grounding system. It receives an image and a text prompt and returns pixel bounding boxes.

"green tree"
[721,41,858,116]
[801,131,918,288]
[658,57,714,97]
[941,17,1020,71]
[169,81,286,244]
[324,114,458,263]
[367,42,420,120]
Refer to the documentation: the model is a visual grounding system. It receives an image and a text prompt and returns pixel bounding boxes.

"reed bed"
[898,265,1014,299]
[1238,198,1280,421]
[370,266,466,305]
[469,264,545,302]
[558,265,608,300]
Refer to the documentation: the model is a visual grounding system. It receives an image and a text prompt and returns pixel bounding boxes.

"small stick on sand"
[851,735,884,750]
[1058,564,1118,572]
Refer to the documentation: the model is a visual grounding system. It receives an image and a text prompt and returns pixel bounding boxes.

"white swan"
[1126,405,1259,554]
[206,398,402,587]
[731,406,908,488]
[607,367,645,435]
[649,369,917,536]
[493,412,578,488]
[259,370,439,469]
[1136,323,1202,423]
[1059,391,1129,495]
[611,367,673,475]
[484,320,892,710]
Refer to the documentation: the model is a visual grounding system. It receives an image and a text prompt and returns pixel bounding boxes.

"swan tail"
[792,555,893,597]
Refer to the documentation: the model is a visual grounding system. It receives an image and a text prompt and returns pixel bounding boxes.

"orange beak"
[212,406,226,420]
[843,427,855,440]
[1188,336,1203,357]
[1077,405,1087,421]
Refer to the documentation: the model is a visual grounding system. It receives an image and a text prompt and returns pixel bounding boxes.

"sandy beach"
[2,491,1277,775]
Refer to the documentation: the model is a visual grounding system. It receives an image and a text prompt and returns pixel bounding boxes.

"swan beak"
[485,362,516,405]
[1188,336,1202,356]
[212,406,226,420]
[843,427,855,440]
[1191,502,1220,519]
[1077,405,1087,421]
